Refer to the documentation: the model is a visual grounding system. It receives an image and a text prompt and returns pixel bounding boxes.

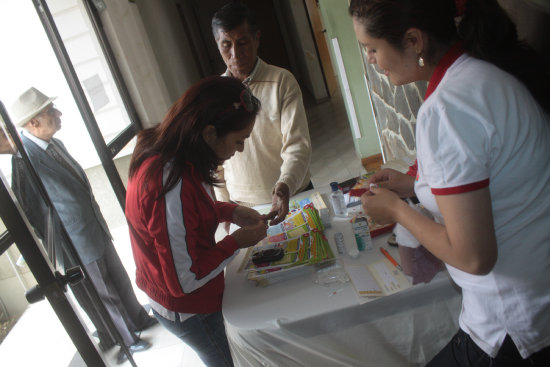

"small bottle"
[330,182,347,217]
[352,216,373,251]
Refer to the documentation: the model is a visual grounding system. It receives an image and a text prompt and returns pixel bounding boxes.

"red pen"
[380,247,403,271]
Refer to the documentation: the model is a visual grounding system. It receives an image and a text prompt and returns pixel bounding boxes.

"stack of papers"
[240,204,335,286]
[290,191,330,227]
[346,259,410,297]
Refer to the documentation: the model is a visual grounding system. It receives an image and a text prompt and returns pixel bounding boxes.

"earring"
[418,55,425,68]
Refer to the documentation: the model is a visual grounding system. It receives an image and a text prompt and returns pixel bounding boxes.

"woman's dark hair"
[211,2,259,39]
[129,76,260,196]
[349,0,550,113]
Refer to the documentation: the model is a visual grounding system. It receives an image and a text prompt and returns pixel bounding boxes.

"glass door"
[0,0,146,365]
[32,0,144,209]
[0,0,143,211]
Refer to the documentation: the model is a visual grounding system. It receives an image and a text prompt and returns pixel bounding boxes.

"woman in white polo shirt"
[350,0,550,366]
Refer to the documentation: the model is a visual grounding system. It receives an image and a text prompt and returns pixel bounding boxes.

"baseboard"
[361,154,383,173]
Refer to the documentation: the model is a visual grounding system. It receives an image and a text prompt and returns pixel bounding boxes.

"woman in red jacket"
[125,76,268,367]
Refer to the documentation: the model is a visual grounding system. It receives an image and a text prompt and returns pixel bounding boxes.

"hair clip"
[220,88,260,116]
[237,88,259,112]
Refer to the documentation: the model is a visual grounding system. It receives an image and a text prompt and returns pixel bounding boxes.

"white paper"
[346,264,383,296]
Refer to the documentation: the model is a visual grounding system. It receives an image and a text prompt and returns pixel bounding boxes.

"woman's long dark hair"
[129,76,260,197]
[349,0,550,114]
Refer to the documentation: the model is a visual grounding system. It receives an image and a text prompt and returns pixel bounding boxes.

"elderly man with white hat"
[10,87,157,364]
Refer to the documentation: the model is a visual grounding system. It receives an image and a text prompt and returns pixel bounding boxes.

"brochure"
[240,204,335,284]
[346,258,411,297]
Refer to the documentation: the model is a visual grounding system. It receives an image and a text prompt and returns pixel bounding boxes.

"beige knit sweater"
[215,58,312,205]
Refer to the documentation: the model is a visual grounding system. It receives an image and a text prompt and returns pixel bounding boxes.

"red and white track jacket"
[126,157,238,314]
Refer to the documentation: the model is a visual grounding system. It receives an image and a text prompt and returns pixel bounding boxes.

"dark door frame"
[0,179,106,365]
[1,100,139,366]
[0,138,106,365]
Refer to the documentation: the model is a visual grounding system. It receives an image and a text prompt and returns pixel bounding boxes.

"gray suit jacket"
[15,134,112,265]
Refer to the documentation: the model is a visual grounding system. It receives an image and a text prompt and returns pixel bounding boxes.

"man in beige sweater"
[212,2,312,225]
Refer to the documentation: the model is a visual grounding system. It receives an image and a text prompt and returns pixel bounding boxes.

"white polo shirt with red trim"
[415,54,550,358]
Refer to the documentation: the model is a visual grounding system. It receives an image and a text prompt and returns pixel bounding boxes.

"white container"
[329,182,347,217]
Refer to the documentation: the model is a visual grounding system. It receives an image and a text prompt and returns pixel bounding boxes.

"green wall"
[317,0,381,158]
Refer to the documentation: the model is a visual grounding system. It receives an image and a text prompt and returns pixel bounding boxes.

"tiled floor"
[0,90,366,366]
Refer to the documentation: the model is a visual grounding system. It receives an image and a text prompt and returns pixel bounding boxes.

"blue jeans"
[426,328,550,367]
[152,309,234,367]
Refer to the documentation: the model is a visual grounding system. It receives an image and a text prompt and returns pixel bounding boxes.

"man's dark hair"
[211,2,259,39]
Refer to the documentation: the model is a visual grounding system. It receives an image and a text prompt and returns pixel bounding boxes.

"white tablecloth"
[222,192,462,367]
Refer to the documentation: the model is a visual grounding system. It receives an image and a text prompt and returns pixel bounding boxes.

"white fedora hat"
[10,87,57,127]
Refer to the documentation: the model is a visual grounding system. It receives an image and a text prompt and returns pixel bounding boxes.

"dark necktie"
[46,143,83,182]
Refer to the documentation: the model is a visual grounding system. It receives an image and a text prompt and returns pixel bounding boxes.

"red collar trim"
[424,42,464,100]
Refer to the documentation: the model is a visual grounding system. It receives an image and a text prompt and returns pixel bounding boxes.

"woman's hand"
[232,206,266,228]
[360,186,405,224]
[230,206,269,248]
[366,168,415,198]
[231,220,268,249]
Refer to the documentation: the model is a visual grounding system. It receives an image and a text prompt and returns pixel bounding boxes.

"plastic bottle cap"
[348,249,359,259]
[330,182,339,192]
